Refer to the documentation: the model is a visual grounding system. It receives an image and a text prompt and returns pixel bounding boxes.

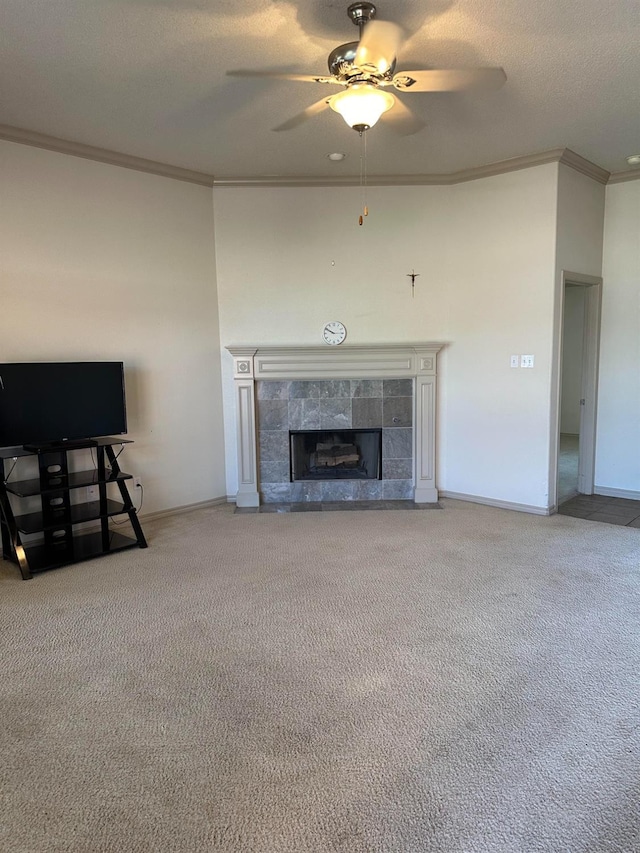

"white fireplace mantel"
[226,343,444,507]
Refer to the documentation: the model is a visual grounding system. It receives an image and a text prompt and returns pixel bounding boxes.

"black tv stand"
[0,437,147,580]
[23,438,98,453]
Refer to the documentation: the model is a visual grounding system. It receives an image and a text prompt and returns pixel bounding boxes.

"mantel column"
[229,348,259,508]
[413,348,439,504]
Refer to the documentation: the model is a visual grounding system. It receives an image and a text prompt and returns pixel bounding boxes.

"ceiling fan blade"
[272,96,333,131]
[354,21,405,75]
[393,67,507,92]
[227,69,340,86]
[383,97,426,136]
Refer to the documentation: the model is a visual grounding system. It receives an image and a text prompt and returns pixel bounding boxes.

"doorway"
[558,285,585,501]
[554,272,602,508]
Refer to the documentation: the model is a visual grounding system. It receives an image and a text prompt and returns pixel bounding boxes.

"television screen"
[0,362,127,448]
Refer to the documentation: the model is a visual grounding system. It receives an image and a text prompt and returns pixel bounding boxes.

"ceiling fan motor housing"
[328,42,358,77]
[328,42,397,80]
[330,4,396,81]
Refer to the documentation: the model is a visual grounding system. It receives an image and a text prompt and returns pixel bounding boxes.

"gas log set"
[310,441,360,470]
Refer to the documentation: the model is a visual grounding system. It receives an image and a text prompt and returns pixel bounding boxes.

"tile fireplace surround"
[226,344,443,508]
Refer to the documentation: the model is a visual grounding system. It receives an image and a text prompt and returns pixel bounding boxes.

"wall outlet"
[133,477,142,489]
[86,486,98,501]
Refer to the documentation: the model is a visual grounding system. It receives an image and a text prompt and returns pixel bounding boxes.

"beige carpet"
[1,500,639,852]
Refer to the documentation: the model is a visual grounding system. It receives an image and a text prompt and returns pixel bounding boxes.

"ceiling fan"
[227,2,506,136]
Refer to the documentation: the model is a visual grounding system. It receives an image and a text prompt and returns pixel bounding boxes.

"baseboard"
[138,496,228,523]
[439,491,552,516]
[594,486,640,501]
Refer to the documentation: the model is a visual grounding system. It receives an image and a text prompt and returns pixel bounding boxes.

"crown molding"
[0,124,613,188]
[557,149,610,184]
[449,149,565,184]
[607,169,640,184]
[214,148,610,188]
[213,150,563,187]
[0,124,215,187]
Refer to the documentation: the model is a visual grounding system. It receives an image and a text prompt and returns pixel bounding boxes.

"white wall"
[214,163,560,509]
[598,179,640,494]
[214,183,452,500]
[5,140,626,516]
[555,165,606,275]
[0,141,226,515]
[443,167,558,508]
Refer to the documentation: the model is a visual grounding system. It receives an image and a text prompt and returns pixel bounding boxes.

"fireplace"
[290,429,382,482]
[253,378,412,502]
[226,343,442,506]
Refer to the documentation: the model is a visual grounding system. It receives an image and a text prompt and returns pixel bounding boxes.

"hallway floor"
[558,493,640,527]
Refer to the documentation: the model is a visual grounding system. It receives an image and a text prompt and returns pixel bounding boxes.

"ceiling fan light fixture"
[330,83,395,131]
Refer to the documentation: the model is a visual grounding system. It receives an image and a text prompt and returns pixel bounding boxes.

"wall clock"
[322,321,347,346]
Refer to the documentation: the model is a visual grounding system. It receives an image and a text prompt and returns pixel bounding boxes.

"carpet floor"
[1,500,639,852]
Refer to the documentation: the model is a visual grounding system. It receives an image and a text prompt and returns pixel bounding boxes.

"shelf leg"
[105,445,148,549]
[14,542,33,581]
[0,461,32,579]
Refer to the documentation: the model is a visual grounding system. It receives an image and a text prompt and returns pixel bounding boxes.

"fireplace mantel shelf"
[226,342,445,507]
[227,343,446,353]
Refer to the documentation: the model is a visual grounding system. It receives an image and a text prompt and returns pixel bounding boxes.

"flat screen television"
[0,362,127,449]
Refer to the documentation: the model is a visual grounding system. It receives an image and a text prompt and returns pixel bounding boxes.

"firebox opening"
[290,429,382,481]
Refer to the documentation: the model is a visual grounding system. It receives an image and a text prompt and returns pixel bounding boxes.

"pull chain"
[358,130,369,225]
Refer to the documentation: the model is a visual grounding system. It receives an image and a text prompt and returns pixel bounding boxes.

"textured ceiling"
[1,0,639,179]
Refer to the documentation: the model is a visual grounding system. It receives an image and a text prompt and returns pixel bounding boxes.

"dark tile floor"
[558,493,640,527]
[236,500,443,514]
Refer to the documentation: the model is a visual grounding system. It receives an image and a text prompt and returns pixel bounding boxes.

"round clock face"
[322,321,347,346]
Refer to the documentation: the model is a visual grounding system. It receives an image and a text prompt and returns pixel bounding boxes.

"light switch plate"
[510,355,519,368]
[521,354,535,368]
